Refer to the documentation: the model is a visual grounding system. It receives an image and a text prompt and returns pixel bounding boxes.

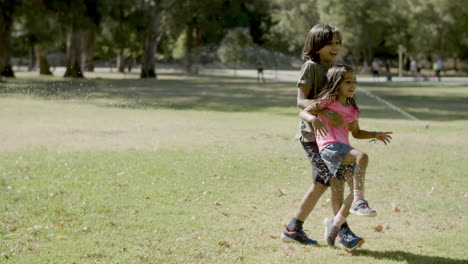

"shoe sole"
[323,218,336,246]
[280,232,318,246]
[349,209,377,217]
[280,232,295,243]
[340,239,365,251]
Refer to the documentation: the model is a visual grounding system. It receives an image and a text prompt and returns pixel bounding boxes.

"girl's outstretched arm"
[349,121,393,145]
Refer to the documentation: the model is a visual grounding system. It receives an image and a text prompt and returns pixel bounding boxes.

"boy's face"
[316,34,341,66]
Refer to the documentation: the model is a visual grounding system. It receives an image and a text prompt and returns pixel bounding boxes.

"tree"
[217,27,254,76]
[266,0,320,55]
[317,0,393,66]
[0,0,18,77]
[45,0,102,78]
[140,1,163,78]
[16,0,62,75]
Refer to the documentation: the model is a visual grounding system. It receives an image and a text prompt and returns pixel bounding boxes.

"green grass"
[0,73,467,263]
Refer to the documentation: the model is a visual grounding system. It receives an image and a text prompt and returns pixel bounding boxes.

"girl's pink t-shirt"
[316,99,359,152]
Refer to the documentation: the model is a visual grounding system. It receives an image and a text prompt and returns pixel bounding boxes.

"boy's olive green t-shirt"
[295,60,328,142]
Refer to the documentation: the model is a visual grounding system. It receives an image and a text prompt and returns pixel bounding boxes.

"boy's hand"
[324,111,344,128]
[311,118,328,137]
[376,131,393,145]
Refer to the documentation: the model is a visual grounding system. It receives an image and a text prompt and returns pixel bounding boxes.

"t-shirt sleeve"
[296,62,317,89]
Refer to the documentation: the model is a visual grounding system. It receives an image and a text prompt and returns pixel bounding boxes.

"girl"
[299,65,392,246]
[281,24,363,250]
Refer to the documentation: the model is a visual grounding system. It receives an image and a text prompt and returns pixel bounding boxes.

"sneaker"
[281,227,318,245]
[323,218,340,246]
[349,200,377,217]
[338,226,365,251]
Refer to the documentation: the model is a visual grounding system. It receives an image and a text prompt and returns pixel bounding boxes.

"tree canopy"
[1,0,467,78]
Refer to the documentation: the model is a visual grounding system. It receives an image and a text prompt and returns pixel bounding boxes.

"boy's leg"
[294,182,328,222]
[281,182,327,245]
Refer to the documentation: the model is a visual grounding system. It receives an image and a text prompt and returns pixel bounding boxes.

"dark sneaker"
[350,200,377,217]
[281,227,318,245]
[338,226,365,251]
[323,218,340,246]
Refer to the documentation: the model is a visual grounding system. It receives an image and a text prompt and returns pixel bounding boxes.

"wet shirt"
[295,60,328,142]
[315,99,359,152]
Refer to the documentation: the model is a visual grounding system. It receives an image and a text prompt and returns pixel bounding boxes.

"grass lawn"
[1,72,467,263]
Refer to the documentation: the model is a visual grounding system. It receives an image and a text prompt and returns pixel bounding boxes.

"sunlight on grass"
[0,73,467,263]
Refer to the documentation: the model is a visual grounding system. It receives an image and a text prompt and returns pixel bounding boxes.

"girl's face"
[316,34,341,66]
[338,71,357,99]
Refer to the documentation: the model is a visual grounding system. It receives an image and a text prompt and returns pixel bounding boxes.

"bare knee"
[356,152,369,165]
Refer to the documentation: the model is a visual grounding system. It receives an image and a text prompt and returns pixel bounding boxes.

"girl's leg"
[341,149,368,200]
[342,149,376,216]
[325,171,364,249]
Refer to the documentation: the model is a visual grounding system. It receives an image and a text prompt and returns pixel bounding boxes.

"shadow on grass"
[354,249,468,264]
[1,74,467,120]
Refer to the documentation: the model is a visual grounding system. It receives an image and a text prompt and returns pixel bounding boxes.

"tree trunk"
[0,11,14,77]
[34,44,52,75]
[28,46,35,71]
[185,24,193,74]
[117,49,125,73]
[82,30,94,72]
[64,24,84,78]
[140,12,160,79]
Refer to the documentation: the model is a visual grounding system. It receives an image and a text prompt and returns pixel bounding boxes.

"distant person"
[371,58,380,81]
[433,58,442,82]
[385,59,392,82]
[299,64,392,247]
[344,53,354,67]
[410,57,418,82]
[280,24,364,251]
[256,57,265,83]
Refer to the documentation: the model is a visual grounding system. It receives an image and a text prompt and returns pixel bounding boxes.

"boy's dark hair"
[302,24,342,62]
[318,64,359,111]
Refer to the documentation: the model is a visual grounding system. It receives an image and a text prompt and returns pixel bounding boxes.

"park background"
[1,0,468,264]
[0,0,467,77]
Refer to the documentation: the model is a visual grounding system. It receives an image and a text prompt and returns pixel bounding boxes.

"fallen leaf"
[208,173,217,177]
[194,252,204,259]
[268,233,280,239]
[221,212,230,217]
[374,225,384,233]
[393,207,401,213]
[215,202,222,206]
[427,186,436,195]
[218,241,230,247]
[278,188,287,196]
[283,246,295,256]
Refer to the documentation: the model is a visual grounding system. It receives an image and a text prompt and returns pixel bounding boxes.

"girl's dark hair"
[318,64,359,111]
[302,24,342,62]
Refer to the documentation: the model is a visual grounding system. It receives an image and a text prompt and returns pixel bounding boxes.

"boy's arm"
[297,83,343,127]
[349,121,393,145]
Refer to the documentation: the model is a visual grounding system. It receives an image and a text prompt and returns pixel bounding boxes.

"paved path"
[201,68,468,85]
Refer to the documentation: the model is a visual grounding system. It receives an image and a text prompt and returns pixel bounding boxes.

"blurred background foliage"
[0,0,467,78]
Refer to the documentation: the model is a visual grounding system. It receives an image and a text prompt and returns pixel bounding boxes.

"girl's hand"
[312,118,328,137]
[376,131,393,145]
[324,111,344,128]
